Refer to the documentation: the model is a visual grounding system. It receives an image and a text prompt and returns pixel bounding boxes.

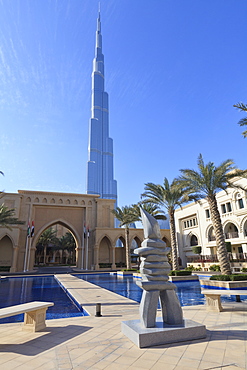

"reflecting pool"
[0,275,84,323]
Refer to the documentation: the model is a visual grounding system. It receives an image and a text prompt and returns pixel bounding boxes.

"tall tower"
[86,10,117,202]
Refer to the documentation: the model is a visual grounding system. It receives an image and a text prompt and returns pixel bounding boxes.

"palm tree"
[234,102,247,138]
[141,178,188,270]
[37,228,58,265]
[0,172,24,228]
[0,204,24,228]
[112,204,166,270]
[59,232,76,264]
[176,154,247,275]
[111,206,139,269]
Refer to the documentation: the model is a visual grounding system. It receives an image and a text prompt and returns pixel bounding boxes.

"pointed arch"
[98,236,112,264]
[184,232,200,247]
[32,218,81,250]
[162,236,169,247]
[240,216,247,234]
[0,235,14,269]
[223,221,239,239]
[113,233,125,247]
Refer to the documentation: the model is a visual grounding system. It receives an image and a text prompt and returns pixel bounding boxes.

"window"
[205,209,210,219]
[238,198,244,209]
[183,217,198,229]
[221,202,232,214]
[190,235,198,246]
[226,202,232,212]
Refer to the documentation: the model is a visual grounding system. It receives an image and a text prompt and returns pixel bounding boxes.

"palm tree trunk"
[169,209,179,270]
[208,195,231,275]
[43,245,47,265]
[125,226,131,270]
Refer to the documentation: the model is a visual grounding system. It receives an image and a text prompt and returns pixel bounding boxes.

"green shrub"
[121,269,138,272]
[169,270,176,276]
[184,265,202,272]
[210,275,231,281]
[230,274,247,281]
[209,264,221,272]
[192,246,202,255]
[99,263,112,268]
[116,262,126,268]
[169,270,192,276]
[0,266,10,272]
[210,274,247,281]
[185,265,194,271]
[242,267,247,272]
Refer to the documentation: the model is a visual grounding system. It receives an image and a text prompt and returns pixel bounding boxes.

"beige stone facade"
[0,190,171,272]
[175,177,247,269]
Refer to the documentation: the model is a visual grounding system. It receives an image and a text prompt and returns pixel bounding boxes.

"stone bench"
[0,301,54,332]
[201,289,247,312]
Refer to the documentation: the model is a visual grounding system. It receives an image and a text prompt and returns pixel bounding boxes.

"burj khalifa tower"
[86,10,118,202]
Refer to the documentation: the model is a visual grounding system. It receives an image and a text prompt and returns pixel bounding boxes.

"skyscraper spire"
[86,9,118,202]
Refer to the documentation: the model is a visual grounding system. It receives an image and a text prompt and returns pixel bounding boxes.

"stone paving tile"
[151,364,176,370]
[0,359,24,370]
[129,358,158,369]
[157,354,180,365]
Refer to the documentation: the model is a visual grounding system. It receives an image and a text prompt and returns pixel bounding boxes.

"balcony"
[224,232,239,239]
[187,253,247,263]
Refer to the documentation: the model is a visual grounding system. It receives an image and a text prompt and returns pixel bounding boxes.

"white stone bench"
[201,289,247,312]
[0,301,54,332]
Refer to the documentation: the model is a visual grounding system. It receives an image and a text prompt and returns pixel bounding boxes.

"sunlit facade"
[175,177,247,269]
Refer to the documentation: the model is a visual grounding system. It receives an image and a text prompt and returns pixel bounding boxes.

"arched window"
[224,223,239,239]
[190,235,198,246]
[208,226,215,242]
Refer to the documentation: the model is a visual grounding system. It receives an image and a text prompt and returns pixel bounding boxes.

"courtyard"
[0,274,246,370]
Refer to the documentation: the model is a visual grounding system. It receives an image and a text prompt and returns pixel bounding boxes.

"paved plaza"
[0,274,246,369]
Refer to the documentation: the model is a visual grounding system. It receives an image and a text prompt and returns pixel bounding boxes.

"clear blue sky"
[0,0,247,208]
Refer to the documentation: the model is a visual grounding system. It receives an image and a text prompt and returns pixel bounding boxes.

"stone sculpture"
[134,208,183,328]
[121,208,206,348]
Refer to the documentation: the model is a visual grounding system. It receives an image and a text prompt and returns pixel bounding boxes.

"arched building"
[175,177,247,268]
[0,190,170,272]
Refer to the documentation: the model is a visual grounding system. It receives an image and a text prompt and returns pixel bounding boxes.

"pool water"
[75,273,205,306]
[75,273,247,306]
[0,275,84,323]
[1,273,246,324]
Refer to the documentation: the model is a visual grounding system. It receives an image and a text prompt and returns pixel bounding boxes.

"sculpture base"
[121,317,206,348]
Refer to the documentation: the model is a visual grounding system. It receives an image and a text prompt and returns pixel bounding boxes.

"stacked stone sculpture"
[134,208,183,328]
[121,208,206,348]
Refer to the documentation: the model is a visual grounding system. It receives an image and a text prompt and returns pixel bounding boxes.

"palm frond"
[233,102,247,112]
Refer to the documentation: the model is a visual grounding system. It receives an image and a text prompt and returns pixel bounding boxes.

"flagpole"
[23,234,29,272]
[24,204,32,272]
[26,221,35,271]
[81,224,85,270]
[26,237,31,272]
[86,227,89,270]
